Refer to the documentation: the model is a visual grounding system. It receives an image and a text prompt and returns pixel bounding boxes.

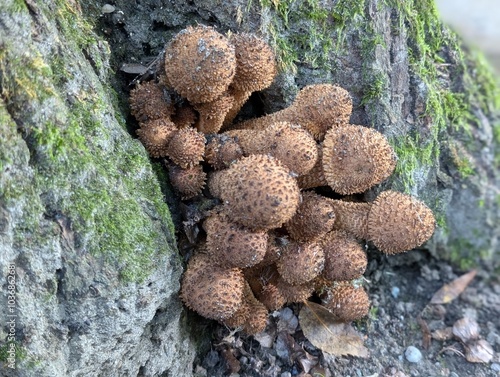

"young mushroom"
[235,84,352,141]
[299,124,397,194]
[180,252,245,321]
[322,282,370,322]
[210,154,301,230]
[223,33,277,126]
[225,121,318,176]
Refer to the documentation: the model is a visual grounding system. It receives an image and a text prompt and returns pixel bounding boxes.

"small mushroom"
[168,164,207,200]
[211,154,301,230]
[322,124,397,195]
[299,124,396,194]
[322,282,370,322]
[223,33,277,126]
[276,240,325,285]
[367,190,436,254]
[180,252,245,321]
[204,134,244,170]
[129,81,175,122]
[235,84,352,141]
[136,118,177,158]
[204,211,268,268]
[321,230,367,282]
[225,122,318,176]
[164,25,236,104]
[166,128,206,168]
[285,191,336,242]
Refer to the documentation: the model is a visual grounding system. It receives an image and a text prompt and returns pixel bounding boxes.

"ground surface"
[193,250,500,377]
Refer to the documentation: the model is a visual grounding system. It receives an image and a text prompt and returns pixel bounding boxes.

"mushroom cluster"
[129,25,436,335]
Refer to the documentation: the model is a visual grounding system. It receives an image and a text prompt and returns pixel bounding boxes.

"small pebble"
[101,4,115,13]
[405,346,422,363]
[491,363,500,372]
[391,286,400,298]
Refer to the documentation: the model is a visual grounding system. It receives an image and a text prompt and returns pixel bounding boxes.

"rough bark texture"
[0,1,204,376]
[0,0,499,376]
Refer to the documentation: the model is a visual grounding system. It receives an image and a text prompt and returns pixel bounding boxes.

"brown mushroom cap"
[322,124,397,195]
[368,190,436,254]
[168,164,206,200]
[235,84,352,141]
[129,81,175,123]
[180,252,245,321]
[166,128,206,168]
[230,33,277,93]
[205,134,244,170]
[223,281,269,334]
[136,119,177,158]
[172,103,197,129]
[285,191,336,241]
[225,122,318,176]
[276,241,325,285]
[164,25,236,103]
[321,231,367,282]
[217,154,301,230]
[275,274,315,304]
[296,146,329,189]
[322,282,370,322]
[204,211,268,268]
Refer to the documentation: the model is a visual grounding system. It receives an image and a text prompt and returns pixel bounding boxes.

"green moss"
[259,0,365,72]
[0,342,28,364]
[448,238,479,270]
[0,1,176,283]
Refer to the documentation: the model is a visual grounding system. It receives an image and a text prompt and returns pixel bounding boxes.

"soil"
[192,251,500,377]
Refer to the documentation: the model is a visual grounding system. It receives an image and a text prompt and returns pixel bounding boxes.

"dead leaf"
[120,63,148,75]
[430,269,477,304]
[465,339,494,363]
[299,301,369,358]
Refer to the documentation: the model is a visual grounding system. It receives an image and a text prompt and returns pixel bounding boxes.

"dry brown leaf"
[299,301,369,358]
[430,269,477,304]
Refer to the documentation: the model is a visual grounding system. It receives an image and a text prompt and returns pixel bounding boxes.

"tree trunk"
[0,0,498,376]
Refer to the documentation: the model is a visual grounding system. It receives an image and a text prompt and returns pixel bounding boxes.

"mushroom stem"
[328,199,371,240]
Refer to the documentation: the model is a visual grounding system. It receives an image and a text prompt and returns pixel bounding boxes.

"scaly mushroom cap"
[136,119,177,158]
[321,231,367,282]
[230,33,276,93]
[289,84,352,141]
[194,92,235,134]
[204,211,268,268]
[285,191,336,241]
[323,282,370,322]
[223,281,269,334]
[164,25,236,103]
[172,103,197,129]
[368,190,436,254]
[168,164,206,200]
[217,154,301,230]
[167,128,206,168]
[205,134,244,170]
[258,283,287,311]
[263,122,319,176]
[275,274,315,304]
[234,84,352,141]
[225,122,318,176]
[296,146,328,189]
[129,81,175,122]
[180,253,245,321]
[322,124,397,195]
[276,241,325,285]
